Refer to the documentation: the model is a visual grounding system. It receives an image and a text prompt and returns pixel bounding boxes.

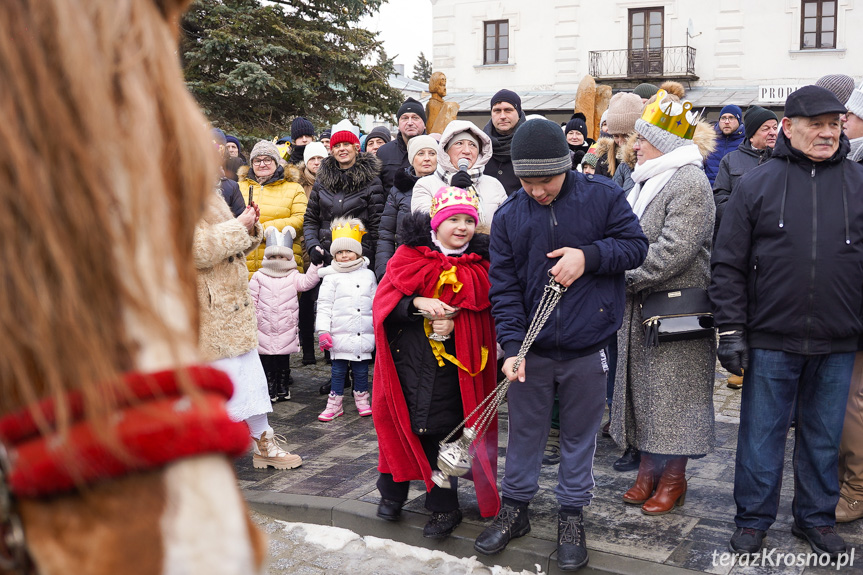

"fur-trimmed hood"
[316,152,382,193]
[399,211,490,260]
[622,120,717,166]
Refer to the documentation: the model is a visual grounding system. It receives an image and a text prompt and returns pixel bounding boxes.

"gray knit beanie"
[816,74,856,106]
[846,84,863,118]
[511,119,572,177]
[606,92,643,135]
[249,140,281,164]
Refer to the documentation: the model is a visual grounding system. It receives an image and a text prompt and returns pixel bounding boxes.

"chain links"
[441,272,568,446]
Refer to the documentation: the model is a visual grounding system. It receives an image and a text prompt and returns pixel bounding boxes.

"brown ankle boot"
[622,452,659,504]
[641,456,687,515]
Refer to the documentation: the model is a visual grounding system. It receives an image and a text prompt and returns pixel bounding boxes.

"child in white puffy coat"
[316,217,377,421]
[249,227,321,401]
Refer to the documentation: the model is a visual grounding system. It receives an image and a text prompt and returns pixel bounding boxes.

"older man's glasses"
[252,158,274,166]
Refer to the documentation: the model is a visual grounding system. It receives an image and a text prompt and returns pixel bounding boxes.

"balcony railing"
[588,46,697,80]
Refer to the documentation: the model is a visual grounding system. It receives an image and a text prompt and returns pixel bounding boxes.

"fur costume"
[372,213,500,517]
[195,191,264,362]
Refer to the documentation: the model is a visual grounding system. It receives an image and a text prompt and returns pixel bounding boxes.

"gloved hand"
[717,329,748,376]
[450,171,473,190]
[319,332,333,351]
[309,246,326,266]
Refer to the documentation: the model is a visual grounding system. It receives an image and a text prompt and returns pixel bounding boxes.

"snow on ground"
[255,513,543,575]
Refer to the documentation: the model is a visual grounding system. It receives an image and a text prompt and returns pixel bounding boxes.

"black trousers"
[297,284,319,354]
[259,354,291,382]
[377,432,459,513]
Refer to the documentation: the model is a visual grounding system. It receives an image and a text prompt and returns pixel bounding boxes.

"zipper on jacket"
[804,167,818,354]
[550,202,561,351]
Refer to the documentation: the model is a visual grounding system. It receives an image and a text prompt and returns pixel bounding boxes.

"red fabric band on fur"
[0,367,249,498]
[0,366,234,445]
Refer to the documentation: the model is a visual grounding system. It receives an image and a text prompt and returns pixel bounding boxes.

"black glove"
[450,171,473,190]
[309,246,326,266]
[717,329,748,376]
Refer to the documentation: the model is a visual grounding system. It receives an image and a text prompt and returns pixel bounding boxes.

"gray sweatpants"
[501,350,607,508]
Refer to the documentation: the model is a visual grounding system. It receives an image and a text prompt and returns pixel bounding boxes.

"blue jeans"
[734,348,854,530]
[331,359,369,395]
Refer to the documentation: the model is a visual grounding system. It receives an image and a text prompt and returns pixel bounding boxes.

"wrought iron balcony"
[588,46,697,81]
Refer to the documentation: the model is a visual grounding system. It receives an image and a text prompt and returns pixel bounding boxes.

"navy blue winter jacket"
[704,123,746,186]
[489,171,648,360]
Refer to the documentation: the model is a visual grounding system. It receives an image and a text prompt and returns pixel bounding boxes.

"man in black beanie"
[480,119,647,571]
[376,97,427,190]
[712,105,779,246]
[288,117,315,165]
[483,89,527,195]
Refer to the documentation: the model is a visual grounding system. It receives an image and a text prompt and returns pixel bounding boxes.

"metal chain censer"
[432,273,568,488]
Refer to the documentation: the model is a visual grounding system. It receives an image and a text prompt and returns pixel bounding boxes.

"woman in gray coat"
[611,89,717,515]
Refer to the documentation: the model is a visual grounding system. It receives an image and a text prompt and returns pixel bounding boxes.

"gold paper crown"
[430,186,480,218]
[331,223,366,244]
[640,89,698,140]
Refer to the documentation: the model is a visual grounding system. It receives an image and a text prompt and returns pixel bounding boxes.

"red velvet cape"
[372,244,500,517]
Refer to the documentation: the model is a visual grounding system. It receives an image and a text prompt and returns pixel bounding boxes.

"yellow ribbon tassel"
[423,266,488,375]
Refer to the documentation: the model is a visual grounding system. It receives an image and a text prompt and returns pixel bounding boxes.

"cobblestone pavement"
[239,353,863,574]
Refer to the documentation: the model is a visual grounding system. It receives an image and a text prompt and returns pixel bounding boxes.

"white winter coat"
[315,260,377,361]
[411,120,508,227]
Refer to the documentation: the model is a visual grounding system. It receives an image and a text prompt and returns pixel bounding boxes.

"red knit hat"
[330,129,360,148]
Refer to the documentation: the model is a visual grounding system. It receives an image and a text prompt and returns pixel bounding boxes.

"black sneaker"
[728,527,766,554]
[376,498,403,522]
[612,445,640,472]
[791,524,846,559]
[474,501,531,555]
[557,511,589,571]
[423,509,462,539]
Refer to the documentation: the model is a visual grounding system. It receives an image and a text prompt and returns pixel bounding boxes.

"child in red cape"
[372,186,500,539]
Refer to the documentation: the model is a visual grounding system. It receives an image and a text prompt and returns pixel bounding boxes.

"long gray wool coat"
[610,163,717,457]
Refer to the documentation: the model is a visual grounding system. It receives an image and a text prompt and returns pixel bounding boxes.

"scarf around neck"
[627,144,704,219]
[482,114,526,161]
[430,230,470,256]
[849,137,863,163]
[331,257,367,274]
[260,257,296,278]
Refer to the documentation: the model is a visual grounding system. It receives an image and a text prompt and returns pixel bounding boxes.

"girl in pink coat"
[250,227,321,401]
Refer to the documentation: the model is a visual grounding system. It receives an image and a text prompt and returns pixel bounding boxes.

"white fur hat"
[264,226,296,259]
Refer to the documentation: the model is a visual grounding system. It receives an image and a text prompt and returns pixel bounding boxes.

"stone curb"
[243,489,704,575]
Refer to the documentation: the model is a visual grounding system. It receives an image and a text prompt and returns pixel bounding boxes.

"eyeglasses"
[719,116,737,123]
[252,158,274,166]
[634,136,648,145]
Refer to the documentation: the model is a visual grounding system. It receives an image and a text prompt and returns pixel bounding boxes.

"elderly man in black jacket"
[376,98,427,190]
[710,86,863,560]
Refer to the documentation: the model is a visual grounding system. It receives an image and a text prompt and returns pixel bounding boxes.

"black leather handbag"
[641,288,715,347]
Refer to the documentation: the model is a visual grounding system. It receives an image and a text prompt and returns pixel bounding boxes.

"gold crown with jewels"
[640,89,698,140]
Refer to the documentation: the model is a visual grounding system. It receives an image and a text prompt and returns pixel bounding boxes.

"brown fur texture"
[19,471,167,575]
[194,193,263,362]
[0,1,266,573]
[0,0,215,431]
[594,136,617,174]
